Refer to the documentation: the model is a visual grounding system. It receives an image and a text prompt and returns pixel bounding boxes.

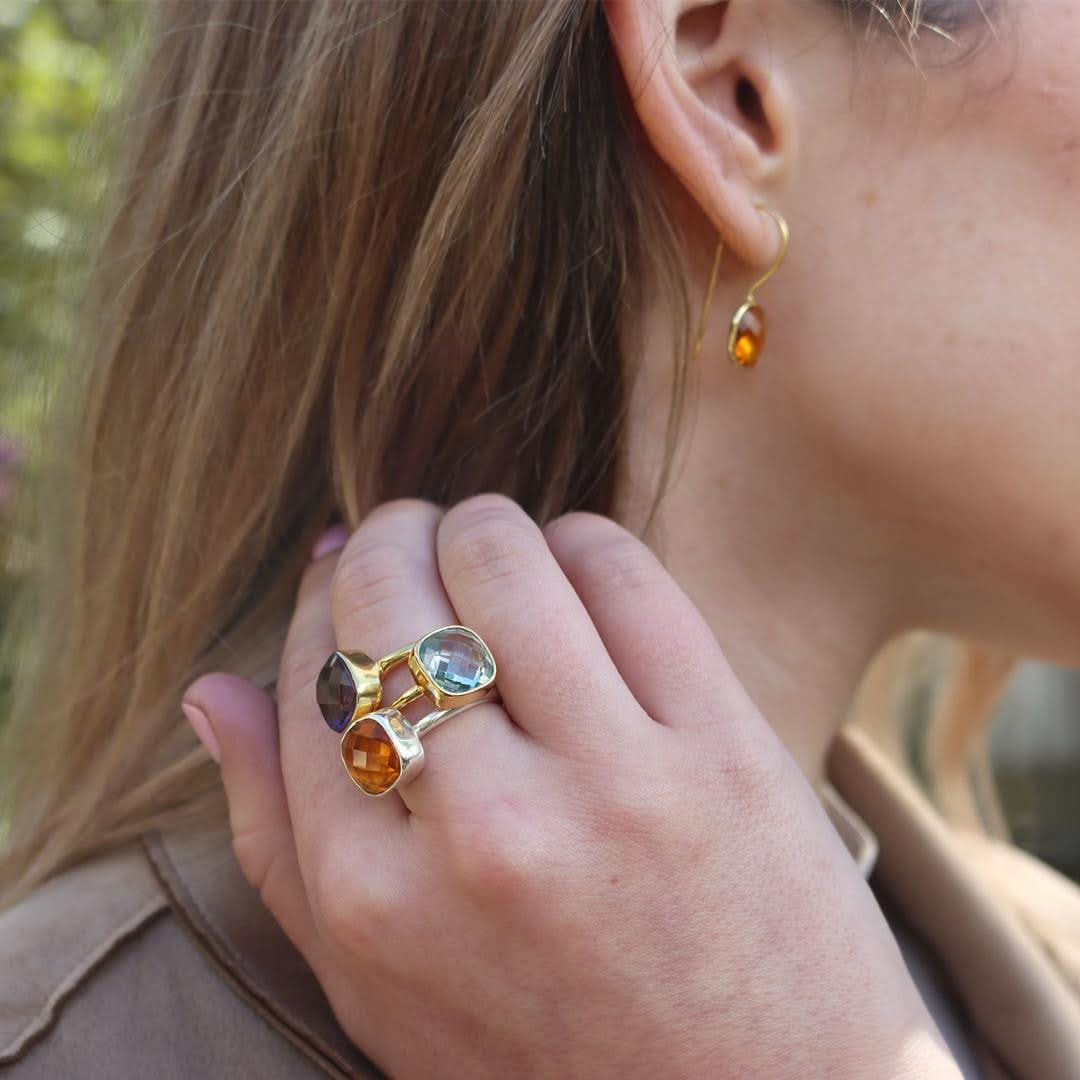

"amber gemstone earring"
[692,203,790,369]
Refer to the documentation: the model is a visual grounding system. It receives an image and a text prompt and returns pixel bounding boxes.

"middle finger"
[328,499,529,824]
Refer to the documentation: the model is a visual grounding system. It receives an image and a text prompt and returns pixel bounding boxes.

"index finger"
[276,540,411,915]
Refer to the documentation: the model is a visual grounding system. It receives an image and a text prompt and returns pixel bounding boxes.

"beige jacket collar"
[142,824,380,1078]
[828,726,1080,1080]
[141,725,1080,1079]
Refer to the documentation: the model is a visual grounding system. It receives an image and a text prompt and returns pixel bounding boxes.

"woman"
[1,0,1078,1075]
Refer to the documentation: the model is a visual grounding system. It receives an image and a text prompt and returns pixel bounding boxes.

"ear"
[604,0,797,267]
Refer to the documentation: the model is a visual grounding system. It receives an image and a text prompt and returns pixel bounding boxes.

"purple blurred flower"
[0,436,21,515]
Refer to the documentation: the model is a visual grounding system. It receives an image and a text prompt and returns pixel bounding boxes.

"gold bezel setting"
[316,649,383,733]
[727,300,766,367]
[405,625,497,709]
[339,707,423,796]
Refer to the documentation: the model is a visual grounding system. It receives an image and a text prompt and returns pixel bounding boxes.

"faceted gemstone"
[317,653,357,733]
[341,717,401,794]
[416,626,495,696]
[730,304,766,367]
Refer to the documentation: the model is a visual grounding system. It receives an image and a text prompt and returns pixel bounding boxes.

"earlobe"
[604,0,796,268]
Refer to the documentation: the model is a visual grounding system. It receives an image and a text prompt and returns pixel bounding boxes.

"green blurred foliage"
[1,0,144,726]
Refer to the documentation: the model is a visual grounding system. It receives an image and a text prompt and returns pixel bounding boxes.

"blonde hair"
[0,2,1063,995]
[0,0,692,907]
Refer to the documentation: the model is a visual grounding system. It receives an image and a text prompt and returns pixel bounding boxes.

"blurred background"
[1,0,141,697]
[1,0,1078,881]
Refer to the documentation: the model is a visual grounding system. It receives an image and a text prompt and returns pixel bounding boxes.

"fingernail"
[182,701,221,764]
[311,523,349,561]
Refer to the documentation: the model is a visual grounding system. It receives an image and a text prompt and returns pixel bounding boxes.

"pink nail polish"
[311,523,349,561]
[182,702,221,763]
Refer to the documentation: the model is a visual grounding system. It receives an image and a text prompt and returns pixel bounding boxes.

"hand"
[183,495,957,1079]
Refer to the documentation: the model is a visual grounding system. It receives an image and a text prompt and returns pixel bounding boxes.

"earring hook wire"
[690,203,789,362]
[747,202,790,299]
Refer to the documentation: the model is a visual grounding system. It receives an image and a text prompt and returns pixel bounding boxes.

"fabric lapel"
[139,732,1069,1079]
[828,725,1080,1080]
[141,824,383,1079]
[138,786,875,1078]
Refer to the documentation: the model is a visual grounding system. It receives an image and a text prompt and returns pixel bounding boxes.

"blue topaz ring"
[315,625,498,796]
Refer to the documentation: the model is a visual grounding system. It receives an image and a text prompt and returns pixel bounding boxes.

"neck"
[612,321,902,790]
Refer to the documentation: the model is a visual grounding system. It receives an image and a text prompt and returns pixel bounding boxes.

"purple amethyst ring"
[315,625,498,796]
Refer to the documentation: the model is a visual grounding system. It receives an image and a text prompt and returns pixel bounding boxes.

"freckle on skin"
[1047,523,1068,555]
[860,188,878,208]
[610,875,619,885]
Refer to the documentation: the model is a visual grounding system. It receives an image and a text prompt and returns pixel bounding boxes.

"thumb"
[182,673,325,966]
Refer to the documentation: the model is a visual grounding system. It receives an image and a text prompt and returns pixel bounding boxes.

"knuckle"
[439,495,537,590]
[601,768,677,859]
[363,497,442,530]
[332,539,420,624]
[442,797,545,904]
[542,509,620,552]
[319,891,370,952]
[315,864,398,954]
[445,492,522,527]
[577,534,658,597]
[709,723,787,819]
[545,513,658,595]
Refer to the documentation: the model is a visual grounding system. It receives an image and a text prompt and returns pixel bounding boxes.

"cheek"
[774,125,1080,631]
[770,9,1080,650]
[1002,2,1080,191]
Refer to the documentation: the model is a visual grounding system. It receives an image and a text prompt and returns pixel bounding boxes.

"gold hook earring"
[691,204,790,369]
[728,204,788,367]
